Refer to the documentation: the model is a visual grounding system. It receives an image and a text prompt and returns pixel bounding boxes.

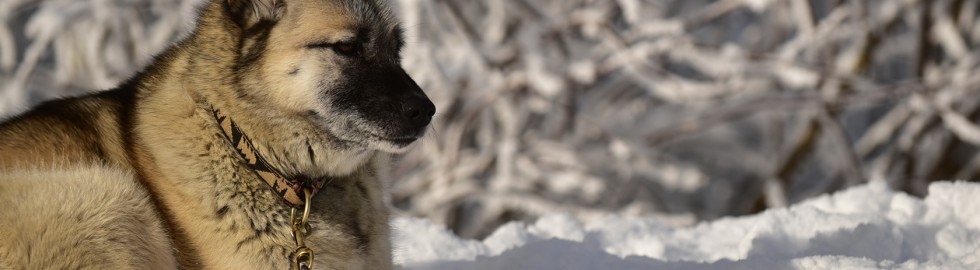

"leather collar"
[209,107,326,207]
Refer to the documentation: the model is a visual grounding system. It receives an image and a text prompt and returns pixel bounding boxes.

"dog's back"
[0,90,132,171]
[0,88,173,269]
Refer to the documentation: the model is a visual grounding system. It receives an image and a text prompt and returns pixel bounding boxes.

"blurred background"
[2,0,979,239]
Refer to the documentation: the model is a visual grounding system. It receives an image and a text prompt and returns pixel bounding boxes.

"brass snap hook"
[291,246,314,270]
[289,188,314,270]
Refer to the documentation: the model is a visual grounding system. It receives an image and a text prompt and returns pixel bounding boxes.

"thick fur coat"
[0,0,434,269]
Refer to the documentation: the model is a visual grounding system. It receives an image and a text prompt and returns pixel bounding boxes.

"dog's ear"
[225,0,284,27]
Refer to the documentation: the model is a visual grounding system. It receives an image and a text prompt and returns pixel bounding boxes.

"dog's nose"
[403,98,435,126]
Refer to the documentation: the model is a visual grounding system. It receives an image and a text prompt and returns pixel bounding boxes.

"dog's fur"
[0,0,434,269]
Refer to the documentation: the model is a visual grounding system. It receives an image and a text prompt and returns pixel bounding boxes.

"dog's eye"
[307,42,360,57]
[334,43,357,56]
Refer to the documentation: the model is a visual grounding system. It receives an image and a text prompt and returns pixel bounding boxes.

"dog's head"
[224,0,435,153]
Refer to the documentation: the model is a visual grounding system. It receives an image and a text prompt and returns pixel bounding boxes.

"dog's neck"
[208,107,327,207]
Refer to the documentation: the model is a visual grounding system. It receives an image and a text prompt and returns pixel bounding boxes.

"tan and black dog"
[0,0,434,269]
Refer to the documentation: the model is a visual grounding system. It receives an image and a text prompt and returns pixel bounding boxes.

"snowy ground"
[392,181,980,270]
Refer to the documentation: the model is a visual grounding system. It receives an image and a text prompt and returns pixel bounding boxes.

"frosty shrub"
[3,0,980,239]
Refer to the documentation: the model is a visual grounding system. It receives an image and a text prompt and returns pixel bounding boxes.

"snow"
[393,181,980,270]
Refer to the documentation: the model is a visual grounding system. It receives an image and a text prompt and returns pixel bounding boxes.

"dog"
[0,0,434,269]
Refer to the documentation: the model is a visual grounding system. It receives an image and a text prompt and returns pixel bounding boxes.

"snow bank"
[393,181,980,270]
